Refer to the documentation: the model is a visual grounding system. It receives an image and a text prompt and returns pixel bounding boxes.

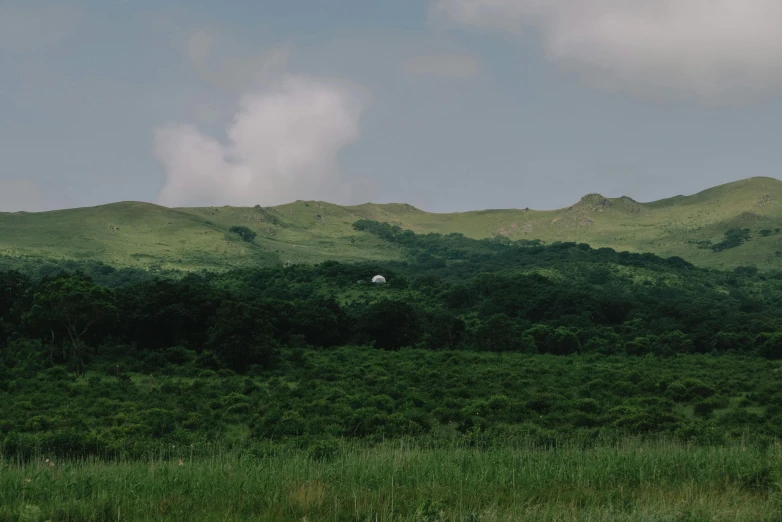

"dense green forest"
[1,220,782,462]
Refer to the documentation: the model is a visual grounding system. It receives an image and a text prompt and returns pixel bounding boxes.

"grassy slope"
[2,177,782,270]
[0,202,280,270]
[179,203,404,267]
[343,176,782,269]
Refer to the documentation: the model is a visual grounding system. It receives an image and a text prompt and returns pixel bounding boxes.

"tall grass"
[1,438,780,521]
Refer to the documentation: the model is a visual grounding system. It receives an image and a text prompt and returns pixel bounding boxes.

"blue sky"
[3,0,782,212]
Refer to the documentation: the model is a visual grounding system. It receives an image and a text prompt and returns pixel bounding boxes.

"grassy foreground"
[2,439,780,521]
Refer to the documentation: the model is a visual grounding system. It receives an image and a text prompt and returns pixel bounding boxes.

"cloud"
[433,0,782,104]
[0,6,84,53]
[154,75,367,207]
[404,54,482,79]
[0,179,43,212]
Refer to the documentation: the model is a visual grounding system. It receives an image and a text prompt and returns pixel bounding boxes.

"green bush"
[229,226,257,243]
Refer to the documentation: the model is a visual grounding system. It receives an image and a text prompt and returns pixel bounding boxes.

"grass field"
[2,439,780,521]
[2,177,782,271]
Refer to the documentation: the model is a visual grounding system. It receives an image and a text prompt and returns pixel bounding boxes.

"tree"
[289,298,348,348]
[0,270,30,343]
[424,312,465,350]
[355,300,422,350]
[0,318,7,351]
[474,314,518,351]
[712,228,751,252]
[206,301,279,373]
[757,332,782,360]
[655,330,693,356]
[230,226,257,243]
[26,275,117,365]
[552,327,581,355]
[524,324,555,353]
[117,276,225,350]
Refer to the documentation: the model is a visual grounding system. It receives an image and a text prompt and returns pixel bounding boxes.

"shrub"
[712,228,751,252]
[229,226,257,243]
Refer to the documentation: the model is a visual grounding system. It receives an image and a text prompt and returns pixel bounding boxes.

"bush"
[712,228,751,252]
[308,438,340,461]
[164,346,195,365]
[229,226,257,243]
[693,401,717,417]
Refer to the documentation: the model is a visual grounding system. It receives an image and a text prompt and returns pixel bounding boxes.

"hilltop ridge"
[2,177,782,270]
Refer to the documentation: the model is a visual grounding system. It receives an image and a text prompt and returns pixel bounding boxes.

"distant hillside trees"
[712,228,751,252]
[230,226,257,243]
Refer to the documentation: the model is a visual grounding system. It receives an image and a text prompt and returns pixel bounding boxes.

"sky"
[3,1,782,213]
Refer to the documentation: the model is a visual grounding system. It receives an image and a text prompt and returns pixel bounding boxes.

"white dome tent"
[372,275,386,284]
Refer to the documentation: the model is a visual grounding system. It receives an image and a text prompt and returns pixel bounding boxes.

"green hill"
[2,177,782,270]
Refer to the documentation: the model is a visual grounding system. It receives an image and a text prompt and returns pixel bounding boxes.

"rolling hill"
[2,177,782,270]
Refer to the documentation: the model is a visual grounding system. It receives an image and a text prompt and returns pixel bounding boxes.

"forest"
[1,220,782,454]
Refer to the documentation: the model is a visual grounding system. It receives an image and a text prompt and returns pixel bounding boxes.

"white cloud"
[0,179,43,212]
[405,54,482,79]
[433,0,782,104]
[154,75,366,207]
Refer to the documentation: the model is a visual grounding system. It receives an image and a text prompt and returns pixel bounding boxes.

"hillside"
[2,177,782,270]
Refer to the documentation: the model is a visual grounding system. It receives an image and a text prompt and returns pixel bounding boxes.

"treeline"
[352,219,695,272]
[0,254,179,287]
[1,222,782,377]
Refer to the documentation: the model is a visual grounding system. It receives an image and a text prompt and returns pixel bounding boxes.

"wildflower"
[25,478,31,483]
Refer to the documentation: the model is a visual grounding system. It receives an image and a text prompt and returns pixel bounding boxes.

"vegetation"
[2,345,781,457]
[3,225,782,454]
[3,213,782,518]
[712,228,752,252]
[229,225,257,243]
[2,439,780,521]
[3,177,782,271]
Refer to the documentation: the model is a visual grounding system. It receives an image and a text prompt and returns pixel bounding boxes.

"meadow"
[2,438,781,521]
